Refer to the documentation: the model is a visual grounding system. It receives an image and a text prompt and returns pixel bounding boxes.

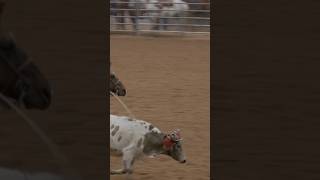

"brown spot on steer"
[149,125,154,131]
[117,136,122,142]
[111,126,120,136]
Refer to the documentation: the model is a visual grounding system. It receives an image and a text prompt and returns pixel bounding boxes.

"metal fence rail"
[110,0,210,35]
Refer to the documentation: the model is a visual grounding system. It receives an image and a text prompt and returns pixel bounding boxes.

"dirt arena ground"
[110,35,210,180]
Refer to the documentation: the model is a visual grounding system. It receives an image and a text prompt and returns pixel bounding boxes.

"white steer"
[110,114,186,175]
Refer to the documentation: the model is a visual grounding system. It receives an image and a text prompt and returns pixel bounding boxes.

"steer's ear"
[170,129,182,142]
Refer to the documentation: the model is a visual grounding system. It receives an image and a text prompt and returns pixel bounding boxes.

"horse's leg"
[178,14,183,31]
[179,11,188,31]
[152,17,160,30]
[159,14,169,31]
[165,17,169,30]
[119,10,125,30]
[159,17,164,30]
[132,17,137,31]
[187,11,193,32]
[162,17,168,30]
[129,11,137,31]
[114,13,121,30]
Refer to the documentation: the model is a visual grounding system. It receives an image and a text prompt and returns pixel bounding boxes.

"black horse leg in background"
[162,18,169,30]
[152,18,160,30]
[129,11,137,31]
[118,10,126,30]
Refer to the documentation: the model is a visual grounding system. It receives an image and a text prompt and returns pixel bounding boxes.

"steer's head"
[162,129,186,163]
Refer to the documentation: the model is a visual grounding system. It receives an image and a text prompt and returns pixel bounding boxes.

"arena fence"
[110,0,210,35]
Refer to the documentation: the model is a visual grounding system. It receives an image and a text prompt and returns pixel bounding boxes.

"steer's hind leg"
[123,158,135,180]
[111,147,136,178]
[122,148,136,175]
[110,168,126,175]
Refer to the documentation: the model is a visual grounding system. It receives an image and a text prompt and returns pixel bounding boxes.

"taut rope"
[110,91,136,120]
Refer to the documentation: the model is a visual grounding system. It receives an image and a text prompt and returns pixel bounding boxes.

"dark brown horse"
[110,72,126,96]
[0,2,52,110]
[0,36,52,110]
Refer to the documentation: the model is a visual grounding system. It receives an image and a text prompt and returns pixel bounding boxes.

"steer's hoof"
[110,169,125,175]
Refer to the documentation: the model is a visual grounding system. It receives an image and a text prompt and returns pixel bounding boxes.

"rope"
[0,92,82,180]
[110,91,136,120]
